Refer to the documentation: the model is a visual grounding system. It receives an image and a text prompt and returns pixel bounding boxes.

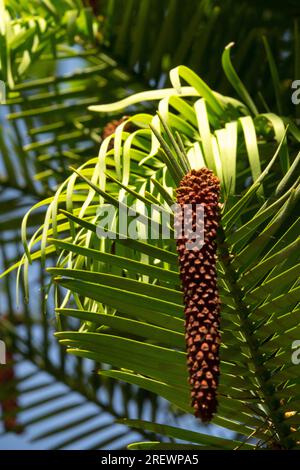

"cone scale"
[175,168,221,422]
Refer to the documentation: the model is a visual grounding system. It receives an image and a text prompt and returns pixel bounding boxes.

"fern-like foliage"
[1,0,300,451]
[9,46,300,449]
[0,319,164,449]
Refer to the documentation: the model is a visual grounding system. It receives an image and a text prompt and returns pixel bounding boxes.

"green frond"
[1,0,300,451]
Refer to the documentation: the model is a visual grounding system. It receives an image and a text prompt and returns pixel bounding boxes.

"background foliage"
[0,0,299,450]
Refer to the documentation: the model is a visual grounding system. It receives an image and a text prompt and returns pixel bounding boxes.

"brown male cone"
[175,168,221,422]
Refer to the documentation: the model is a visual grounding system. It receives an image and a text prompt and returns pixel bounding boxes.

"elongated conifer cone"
[175,168,221,422]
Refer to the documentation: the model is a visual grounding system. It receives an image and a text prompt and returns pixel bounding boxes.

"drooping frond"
[1,0,300,451]
[10,56,299,448]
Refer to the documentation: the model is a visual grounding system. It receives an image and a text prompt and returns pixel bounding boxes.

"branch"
[217,224,294,449]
